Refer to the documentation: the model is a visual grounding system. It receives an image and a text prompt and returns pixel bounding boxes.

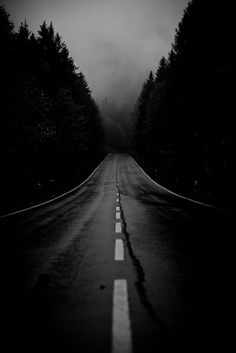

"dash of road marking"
[116,212,121,220]
[115,222,122,233]
[115,239,124,261]
[112,279,132,353]
[116,206,120,211]
[116,192,119,196]
[116,198,119,202]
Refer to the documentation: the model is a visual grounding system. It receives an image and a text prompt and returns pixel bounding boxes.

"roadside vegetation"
[134,0,235,211]
[0,5,104,215]
[1,0,235,214]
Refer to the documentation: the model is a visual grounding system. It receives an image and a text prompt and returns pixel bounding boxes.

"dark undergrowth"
[0,154,105,216]
[132,154,235,214]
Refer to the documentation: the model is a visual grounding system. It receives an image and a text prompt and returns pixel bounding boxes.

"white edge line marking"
[0,156,109,219]
[116,206,120,211]
[112,279,132,353]
[130,156,216,209]
[116,212,121,219]
[115,239,124,261]
[115,222,122,233]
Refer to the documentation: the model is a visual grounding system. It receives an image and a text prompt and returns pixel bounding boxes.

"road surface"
[1,153,233,353]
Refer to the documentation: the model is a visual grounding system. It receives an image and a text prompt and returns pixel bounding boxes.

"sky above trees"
[3,0,189,105]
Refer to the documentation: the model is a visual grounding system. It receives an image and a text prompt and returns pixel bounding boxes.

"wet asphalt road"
[1,153,234,353]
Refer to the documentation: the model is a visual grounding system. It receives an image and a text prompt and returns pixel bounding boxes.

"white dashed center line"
[115,239,124,261]
[115,222,122,233]
[112,279,132,353]
[116,212,121,219]
[113,189,132,351]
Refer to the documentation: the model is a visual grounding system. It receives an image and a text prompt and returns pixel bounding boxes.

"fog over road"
[2,154,233,353]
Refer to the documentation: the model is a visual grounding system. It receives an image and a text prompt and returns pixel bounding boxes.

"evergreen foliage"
[0,5,104,213]
[134,0,235,209]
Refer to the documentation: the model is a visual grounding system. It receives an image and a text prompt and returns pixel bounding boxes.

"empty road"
[1,153,233,353]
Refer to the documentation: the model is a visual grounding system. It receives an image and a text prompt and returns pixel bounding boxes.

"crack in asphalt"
[115,157,173,346]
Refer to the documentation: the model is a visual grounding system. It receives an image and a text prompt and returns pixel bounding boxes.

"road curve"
[1,153,234,353]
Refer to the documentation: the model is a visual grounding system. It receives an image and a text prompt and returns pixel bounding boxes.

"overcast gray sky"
[3,0,189,105]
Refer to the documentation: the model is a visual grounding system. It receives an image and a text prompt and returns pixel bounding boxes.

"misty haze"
[1,1,235,353]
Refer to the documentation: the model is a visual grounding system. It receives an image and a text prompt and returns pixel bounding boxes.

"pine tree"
[135,0,235,207]
[134,71,155,155]
[1,5,104,208]
[0,5,15,157]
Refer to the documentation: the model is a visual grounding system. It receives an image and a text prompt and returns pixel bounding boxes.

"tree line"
[0,5,104,213]
[134,0,235,209]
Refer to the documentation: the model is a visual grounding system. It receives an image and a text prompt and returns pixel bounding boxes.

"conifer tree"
[134,71,155,155]
[134,0,235,207]
[0,5,104,211]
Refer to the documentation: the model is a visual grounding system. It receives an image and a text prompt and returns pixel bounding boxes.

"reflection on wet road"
[1,153,233,353]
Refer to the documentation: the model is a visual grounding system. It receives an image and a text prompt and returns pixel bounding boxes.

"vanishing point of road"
[1,153,233,353]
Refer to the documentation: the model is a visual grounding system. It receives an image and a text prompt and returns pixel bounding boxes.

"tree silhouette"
[0,5,104,214]
[134,0,236,209]
[134,71,155,155]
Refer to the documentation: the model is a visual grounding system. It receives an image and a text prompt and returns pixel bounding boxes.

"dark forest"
[134,0,235,211]
[0,5,104,214]
[0,0,235,214]
[1,2,236,352]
